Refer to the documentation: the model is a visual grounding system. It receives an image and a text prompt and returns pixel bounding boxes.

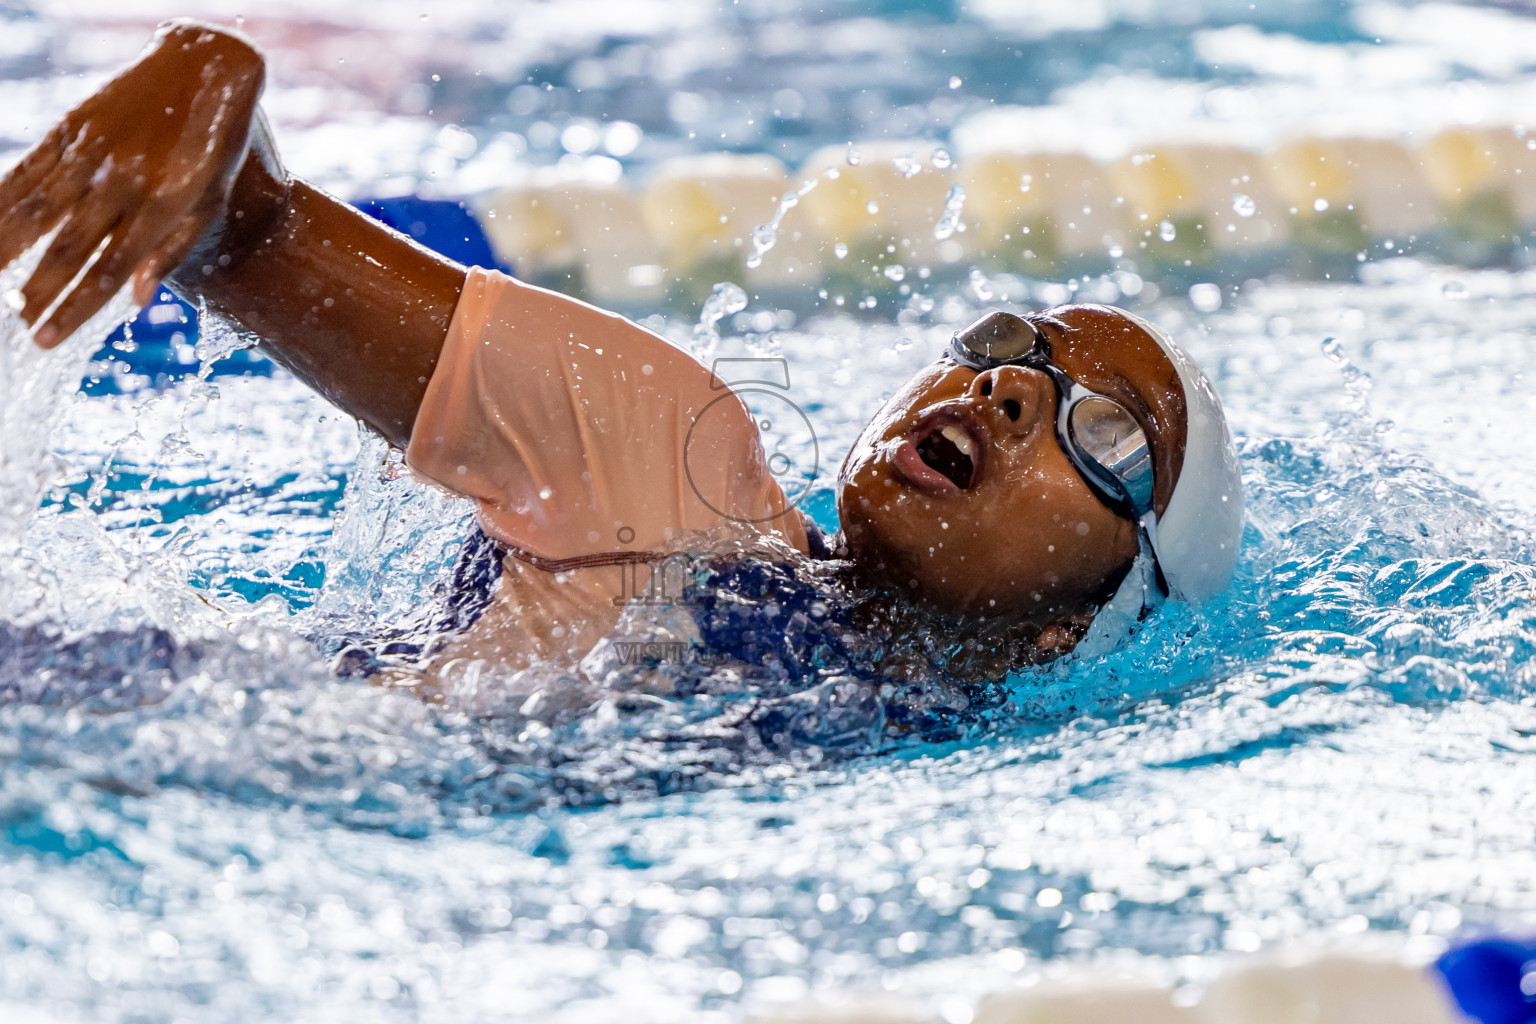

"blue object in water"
[89,287,266,394]
[1435,938,1536,1024]
[91,195,503,391]
[353,195,505,271]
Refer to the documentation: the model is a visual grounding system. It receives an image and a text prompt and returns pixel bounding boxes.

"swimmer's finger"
[0,139,81,274]
[128,218,204,307]
[0,128,69,265]
[34,196,187,345]
[18,192,129,329]
[31,224,143,348]
[0,125,63,199]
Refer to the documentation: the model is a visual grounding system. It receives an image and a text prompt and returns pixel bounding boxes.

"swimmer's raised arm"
[1,20,465,448]
[167,113,465,447]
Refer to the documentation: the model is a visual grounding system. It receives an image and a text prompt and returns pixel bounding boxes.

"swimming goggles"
[949,311,1167,599]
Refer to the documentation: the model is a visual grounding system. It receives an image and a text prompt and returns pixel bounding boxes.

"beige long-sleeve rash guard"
[402,267,808,688]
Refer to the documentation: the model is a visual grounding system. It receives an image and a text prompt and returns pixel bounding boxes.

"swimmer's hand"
[0,20,264,349]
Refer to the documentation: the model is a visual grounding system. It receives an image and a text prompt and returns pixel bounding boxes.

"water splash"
[1232,193,1256,218]
[968,267,994,302]
[745,178,818,271]
[692,281,748,359]
[0,241,139,577]
[192,300,259,382]
[934,182,967,240]
[9,269,1536,1020]
[1320,335,1376,430]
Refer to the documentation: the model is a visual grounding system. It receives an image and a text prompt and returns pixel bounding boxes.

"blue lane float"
[89,196,504,393]
[1436,937,1536,1024]
[353,195,506,272]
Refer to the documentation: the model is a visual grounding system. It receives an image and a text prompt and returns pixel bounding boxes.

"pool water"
[5,2,1536,1022]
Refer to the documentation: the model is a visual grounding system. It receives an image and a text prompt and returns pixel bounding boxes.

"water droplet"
[934,183,967,240]
[1158,220,1177,242]
[894,152,922,178]
[948,76,962,90]
[1019,174,1032,193]
[1231,193,1256,218]
[883,264,906,282]
[1441,280,1469,300]
[745,179,817,270]
[1313,197,1330,213]
[694,281,749,357]
[931,146,953,170]
[866,200,880,215]
[539,487,553,500]
[968,267,993,302]
[1527,139,1535,151]
[846,143,862,166]
[1107,243,1124,259]
[1188,282,1222,313]
[834,242,849,260]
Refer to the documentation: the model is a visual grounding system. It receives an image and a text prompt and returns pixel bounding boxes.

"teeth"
[940,424,976,459]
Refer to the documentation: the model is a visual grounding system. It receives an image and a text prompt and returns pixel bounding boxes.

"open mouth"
[893,413,983,493]
[917,424,977,489]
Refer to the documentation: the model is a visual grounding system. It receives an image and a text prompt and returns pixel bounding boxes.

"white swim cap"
[1080,310,1242,653]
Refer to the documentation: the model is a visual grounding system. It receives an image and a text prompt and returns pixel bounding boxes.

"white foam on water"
[0,237,138,600]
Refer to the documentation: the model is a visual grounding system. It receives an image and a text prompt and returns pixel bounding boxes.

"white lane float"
[466,124,1536,302]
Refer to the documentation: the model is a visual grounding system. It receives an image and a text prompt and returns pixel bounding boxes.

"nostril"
[980,377,993,397]
[1003,398,1022,421]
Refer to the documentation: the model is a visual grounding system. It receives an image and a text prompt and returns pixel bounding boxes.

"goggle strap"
[1137,511,1169,611]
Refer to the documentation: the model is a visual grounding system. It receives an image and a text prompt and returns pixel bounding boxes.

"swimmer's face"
[836,304,1186,623]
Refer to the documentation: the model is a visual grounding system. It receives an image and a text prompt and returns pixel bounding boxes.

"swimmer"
[0,22,1242,694]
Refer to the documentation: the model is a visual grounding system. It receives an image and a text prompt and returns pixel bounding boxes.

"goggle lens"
[953,311,1043,364]
[1068,396,1155,513]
